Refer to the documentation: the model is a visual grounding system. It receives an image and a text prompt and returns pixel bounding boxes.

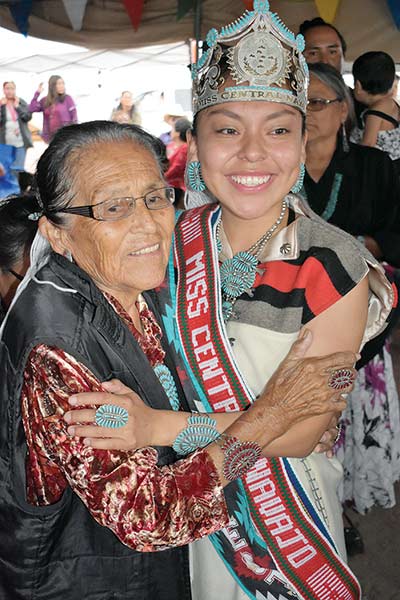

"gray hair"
[35,121,166,226]
[308,62,355,132]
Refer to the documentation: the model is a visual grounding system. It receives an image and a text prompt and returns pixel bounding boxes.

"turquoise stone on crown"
[254,0,270,14]
[296,33,305,52]
[206,28,218,47]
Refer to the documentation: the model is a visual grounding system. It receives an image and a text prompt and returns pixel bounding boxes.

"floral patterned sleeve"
[22,344,228,552]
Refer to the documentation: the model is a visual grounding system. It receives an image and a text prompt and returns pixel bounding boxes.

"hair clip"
[28,212,43,221]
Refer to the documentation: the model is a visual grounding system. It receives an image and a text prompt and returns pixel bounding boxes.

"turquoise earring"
[187,161,206,192]
[291,163,305,194]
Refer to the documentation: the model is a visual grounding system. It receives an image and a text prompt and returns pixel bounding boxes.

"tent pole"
[194,0,202,63]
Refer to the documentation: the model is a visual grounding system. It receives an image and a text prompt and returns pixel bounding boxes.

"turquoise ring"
[95,404,129,429]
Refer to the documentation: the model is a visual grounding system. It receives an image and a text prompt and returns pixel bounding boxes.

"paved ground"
[347,324,400,599]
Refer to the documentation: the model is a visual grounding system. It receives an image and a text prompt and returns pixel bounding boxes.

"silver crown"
[192,0,308,115]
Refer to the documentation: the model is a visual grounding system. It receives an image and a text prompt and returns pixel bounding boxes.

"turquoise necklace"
[300,172,343,222]
[217,199,288,321]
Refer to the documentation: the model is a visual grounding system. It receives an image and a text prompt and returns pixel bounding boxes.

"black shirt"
[303,142,400,266]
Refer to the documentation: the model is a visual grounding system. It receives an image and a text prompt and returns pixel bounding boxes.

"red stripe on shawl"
[255,258,343,317]
[392,282,398,308]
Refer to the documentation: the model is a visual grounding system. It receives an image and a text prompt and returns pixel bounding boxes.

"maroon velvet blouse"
[21,294,228,551]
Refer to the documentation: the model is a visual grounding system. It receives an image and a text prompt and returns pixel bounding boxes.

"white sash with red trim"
[172,204,361,600]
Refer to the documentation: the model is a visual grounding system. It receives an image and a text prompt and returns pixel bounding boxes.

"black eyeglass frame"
[7,268,24,282]
[306,97,342,111]
[58,186,175,221]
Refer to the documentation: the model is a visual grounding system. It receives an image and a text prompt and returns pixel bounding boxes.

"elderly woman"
[303,62,400,516]
[0,120,355,600]
[65,4,395,600]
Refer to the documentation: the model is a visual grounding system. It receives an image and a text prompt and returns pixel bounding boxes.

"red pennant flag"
[123,0,145,31]
[242,0,254,9]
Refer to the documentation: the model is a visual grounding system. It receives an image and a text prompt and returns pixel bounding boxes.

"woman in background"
[0,81,32,172]
[110,90,142,126]
[165,117,191,206]
[29,75,77,144]
[303,62,400,518]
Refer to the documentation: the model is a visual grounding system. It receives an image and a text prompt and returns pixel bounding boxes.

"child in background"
[351,52,400,170]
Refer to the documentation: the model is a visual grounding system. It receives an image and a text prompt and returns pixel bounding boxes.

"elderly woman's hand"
[64,381,161,450]
[233,330,357,449]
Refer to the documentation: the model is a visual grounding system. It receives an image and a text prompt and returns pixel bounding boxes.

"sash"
[171,205,361,600]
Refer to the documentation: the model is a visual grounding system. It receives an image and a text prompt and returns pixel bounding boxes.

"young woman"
[29,75,77,143]
[67,3,395,599]
[0,81,32,171]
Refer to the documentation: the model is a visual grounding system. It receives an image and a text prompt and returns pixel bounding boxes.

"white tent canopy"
[0,0,399,61]
[0,27,192,134]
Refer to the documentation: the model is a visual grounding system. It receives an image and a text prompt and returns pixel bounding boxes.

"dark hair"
[0,194,39,271]
[352,51,396,95]
[36,120,166,225]
[298,17,347,55]
[308,62,355,132]
[174,118,192,142]
[45,74,65,107]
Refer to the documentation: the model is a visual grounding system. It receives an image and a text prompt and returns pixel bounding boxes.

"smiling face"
[41,140,175,309]
[189,101,305,223]
[303,26,344,72]
[306,75,348,145]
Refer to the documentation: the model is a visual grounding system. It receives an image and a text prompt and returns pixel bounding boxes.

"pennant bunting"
[387,0,400,28]
[177,0,196,20]
[242,0,254,9]
[62,0,88,32]
[314,0,341,23]
[9,0,32,36]
[123,0,145,31]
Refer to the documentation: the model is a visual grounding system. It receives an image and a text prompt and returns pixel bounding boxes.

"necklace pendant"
[220,251,258,298]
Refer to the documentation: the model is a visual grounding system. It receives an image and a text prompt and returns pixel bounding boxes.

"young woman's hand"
[64,380,167,451]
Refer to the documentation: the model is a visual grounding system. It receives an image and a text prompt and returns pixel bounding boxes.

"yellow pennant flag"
[314,0,341,23]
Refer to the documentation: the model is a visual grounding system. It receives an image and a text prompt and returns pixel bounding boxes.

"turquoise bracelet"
[172,414,220,455]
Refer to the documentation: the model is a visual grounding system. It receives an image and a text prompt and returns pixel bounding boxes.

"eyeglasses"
[7,268,24,281]
[58,187,175,222]
[307,98,342,112]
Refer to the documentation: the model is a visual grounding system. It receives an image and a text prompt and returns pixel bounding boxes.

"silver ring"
[328,368,355,391]
[334,424,342,444]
